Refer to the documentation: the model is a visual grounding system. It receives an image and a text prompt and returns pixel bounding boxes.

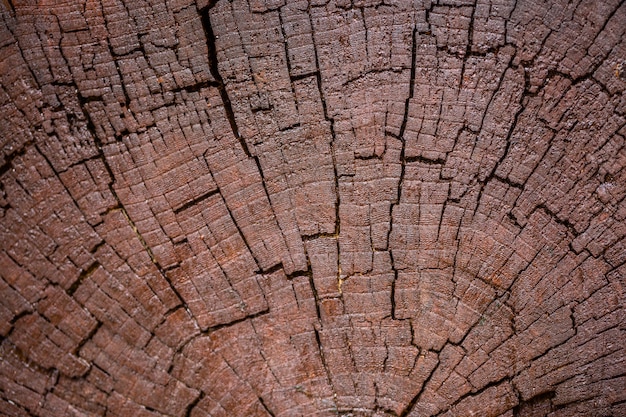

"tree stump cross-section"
[1,0,625,416]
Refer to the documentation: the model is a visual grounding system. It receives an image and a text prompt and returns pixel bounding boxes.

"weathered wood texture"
[1,0,625,415]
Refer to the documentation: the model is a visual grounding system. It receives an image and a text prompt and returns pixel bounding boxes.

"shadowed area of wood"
[1,0,625,416]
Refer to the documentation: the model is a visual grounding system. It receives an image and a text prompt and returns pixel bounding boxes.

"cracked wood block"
[1,0,625,416]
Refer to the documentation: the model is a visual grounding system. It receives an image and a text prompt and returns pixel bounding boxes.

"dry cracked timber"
[0,0,625,416]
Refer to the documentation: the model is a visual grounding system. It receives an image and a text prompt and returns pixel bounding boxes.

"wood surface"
[1,0,625,416]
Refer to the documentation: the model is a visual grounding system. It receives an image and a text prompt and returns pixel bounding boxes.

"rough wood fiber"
[1,0,625,416]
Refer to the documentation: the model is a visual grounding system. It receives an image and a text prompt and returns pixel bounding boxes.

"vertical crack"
[314,327,338,411]
[399,27,418,139]
[307,7,343,293]
[278,8,300,116]
[305,7,344,410]
[104,41,131,111]
[198,1,243,151]
[459,0,478,89]
[199,1,295,275]
[389,26,418,319]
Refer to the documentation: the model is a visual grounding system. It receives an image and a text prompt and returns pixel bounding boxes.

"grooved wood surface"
[1,0,625,416]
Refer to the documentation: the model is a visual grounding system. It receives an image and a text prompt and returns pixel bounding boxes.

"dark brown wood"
[1,0,625,416]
